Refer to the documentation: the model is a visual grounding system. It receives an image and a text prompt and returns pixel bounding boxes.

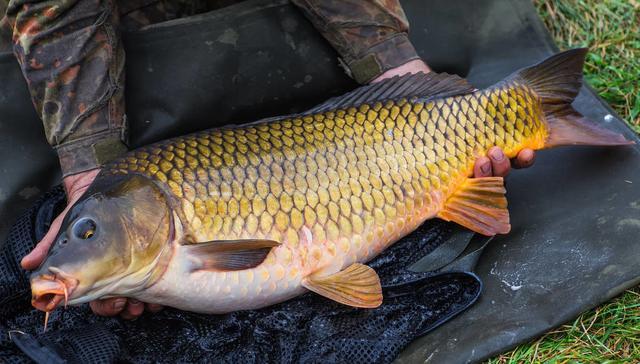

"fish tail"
[513,48,633,148]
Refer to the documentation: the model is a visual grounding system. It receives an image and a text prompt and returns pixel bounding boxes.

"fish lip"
[30,269,78,312]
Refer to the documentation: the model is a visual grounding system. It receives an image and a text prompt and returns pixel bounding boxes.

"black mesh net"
[0,187,481,364]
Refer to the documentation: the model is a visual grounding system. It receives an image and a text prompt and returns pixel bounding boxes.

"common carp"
[30,49,632,315]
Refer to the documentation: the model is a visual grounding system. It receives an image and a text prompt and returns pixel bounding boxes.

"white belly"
[134,245,306,314]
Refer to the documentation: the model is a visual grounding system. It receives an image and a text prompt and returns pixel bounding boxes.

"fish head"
[31,174,173,312]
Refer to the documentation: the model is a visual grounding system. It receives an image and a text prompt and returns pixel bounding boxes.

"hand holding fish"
[28,49,632,315]
[21,168,162,319]
[474,146,535,178]
[21,58,535,319]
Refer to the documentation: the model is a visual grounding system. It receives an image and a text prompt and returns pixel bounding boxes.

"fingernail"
[113,299,126,310]
[129,299,140,305]
[480,162,491,174]
[491,149,504,161]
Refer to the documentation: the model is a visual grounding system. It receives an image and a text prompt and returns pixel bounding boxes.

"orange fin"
[185,239,280,271]
[437,177,510,236]
[302,264,382,308]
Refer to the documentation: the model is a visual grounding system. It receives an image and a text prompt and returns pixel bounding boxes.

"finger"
[127,299,145,316]
[513,148,536,169]
[473,156,492,178]
[489,147,510,177]
[90,297,127,317]
[146,303,164,313]
[121,299,145,320]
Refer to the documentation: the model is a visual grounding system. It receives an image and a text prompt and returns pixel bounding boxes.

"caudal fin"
[513,48,633,147]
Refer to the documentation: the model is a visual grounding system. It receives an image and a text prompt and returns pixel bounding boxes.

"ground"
[490,0,640,362]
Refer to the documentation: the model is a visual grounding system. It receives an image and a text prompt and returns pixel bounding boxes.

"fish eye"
[72,218,97,240]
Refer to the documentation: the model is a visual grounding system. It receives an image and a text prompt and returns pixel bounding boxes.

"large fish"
[31,49,632,315]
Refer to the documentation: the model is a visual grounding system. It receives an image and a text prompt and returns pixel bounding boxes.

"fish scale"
[104,81,546,310]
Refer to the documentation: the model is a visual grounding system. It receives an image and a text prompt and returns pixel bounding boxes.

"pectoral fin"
[184,239,280,271]
[437,176,510,236]
[302,264,382,308]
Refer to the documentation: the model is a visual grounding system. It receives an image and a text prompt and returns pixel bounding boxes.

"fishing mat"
[0,0,638,362]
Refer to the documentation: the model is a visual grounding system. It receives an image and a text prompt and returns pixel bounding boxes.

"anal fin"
[437,177,510,236]
[302,264,382,308]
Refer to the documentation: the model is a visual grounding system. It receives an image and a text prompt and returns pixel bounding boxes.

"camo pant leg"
[2,0,228,52]
[2,0,129,176]
[0,0,10,51]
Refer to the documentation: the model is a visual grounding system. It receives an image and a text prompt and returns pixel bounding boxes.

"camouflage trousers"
[0,0,243,51]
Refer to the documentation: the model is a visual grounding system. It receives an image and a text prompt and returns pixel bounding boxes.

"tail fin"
[513,48,633,147]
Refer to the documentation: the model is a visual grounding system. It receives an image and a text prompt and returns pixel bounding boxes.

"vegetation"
[491,1,640,361]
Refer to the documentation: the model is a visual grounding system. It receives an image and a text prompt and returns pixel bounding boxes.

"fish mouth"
[31,270,78,312]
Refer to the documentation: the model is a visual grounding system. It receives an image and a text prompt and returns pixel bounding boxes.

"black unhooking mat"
[0,0,639,363]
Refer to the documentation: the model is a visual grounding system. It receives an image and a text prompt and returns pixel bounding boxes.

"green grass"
[491,288,640,362]
[490,1,640,362]
[537,0,640,134]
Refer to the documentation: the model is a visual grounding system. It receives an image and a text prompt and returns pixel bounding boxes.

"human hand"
[21,168,163,318]
[371,59,432,83]
[473,147,535,178]
[89,297,164,319]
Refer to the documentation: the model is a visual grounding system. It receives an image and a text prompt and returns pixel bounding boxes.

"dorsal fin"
[304,72,477,115]
[228,71,476,129]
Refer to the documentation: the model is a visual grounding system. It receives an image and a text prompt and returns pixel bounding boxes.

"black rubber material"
[0,0,639,362]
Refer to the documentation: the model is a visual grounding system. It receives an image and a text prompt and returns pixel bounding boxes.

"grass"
[490,0,640,362]
[491,288,640,362]
[537,0,640,134]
